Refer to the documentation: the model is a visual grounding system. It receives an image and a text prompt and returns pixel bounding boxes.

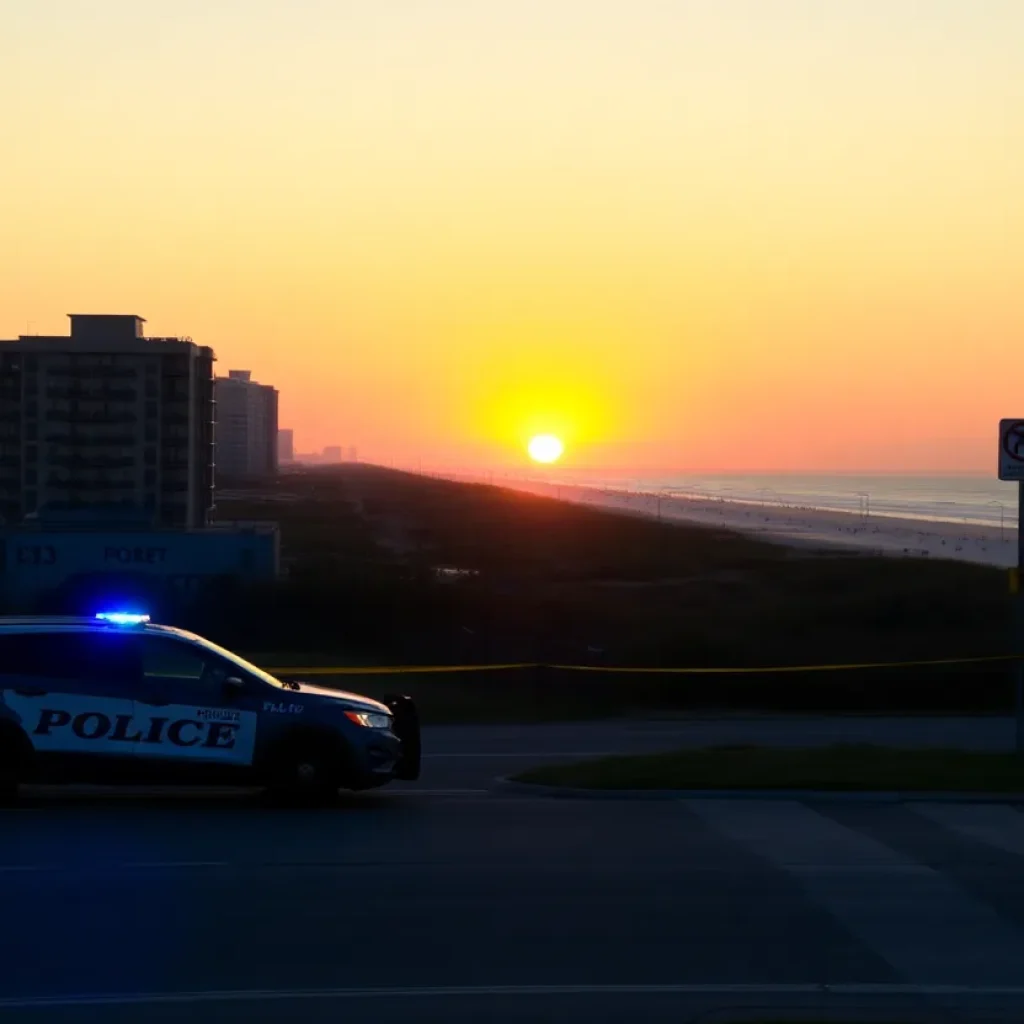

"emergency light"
[95,612,151,626]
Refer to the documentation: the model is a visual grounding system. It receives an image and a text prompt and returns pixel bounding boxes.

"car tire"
[0,730,28,806]
[265,739,342,806]
[0,781,17,807]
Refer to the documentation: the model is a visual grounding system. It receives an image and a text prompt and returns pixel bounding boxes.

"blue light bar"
[95,612,150,626]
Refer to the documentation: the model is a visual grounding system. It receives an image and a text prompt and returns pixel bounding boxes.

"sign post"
[998,419,1024,753]
[1016,489,1024,756]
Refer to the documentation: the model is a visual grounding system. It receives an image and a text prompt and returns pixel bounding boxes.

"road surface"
[412,714,1015,788]
[1,716,1022,1023]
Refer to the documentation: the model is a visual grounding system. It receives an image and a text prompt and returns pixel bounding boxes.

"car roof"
[0,617,183,637]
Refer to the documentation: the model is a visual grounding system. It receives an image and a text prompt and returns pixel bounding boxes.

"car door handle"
[13,688,46,697]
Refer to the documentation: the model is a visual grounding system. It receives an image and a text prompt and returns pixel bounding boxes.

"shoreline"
[506,478,1016,568]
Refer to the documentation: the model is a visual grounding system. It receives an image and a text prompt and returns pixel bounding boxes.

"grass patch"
[262,669,619,725]
[514,744,1024,792]
[238,660,1016,723]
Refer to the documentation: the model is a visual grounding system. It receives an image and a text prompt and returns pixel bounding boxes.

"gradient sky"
[2,0,1022,471]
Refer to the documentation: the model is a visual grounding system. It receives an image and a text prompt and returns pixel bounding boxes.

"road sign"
[999,419,1024,480]
[999,419,1024,754]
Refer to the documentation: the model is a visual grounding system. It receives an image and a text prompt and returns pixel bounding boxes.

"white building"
[0,314,215,529]
[214,370,279,479]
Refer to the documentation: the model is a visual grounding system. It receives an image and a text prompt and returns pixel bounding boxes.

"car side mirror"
[222,676,246,697]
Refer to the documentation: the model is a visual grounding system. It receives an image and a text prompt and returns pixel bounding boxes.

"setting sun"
[527,434,565,464]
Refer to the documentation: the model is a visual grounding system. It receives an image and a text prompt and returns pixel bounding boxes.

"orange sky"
[2,1,1023,472]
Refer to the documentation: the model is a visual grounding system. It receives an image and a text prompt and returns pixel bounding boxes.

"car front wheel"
[0,729,29,806]
[265,740,342,806]
[0,777,18,807]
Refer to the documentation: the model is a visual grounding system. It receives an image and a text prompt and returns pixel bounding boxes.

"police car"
[0,613,420,802]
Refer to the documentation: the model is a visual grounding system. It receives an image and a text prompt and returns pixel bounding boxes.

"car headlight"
[343,710,392,730]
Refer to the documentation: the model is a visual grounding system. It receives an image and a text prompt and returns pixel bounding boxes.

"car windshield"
[167,629,286,690]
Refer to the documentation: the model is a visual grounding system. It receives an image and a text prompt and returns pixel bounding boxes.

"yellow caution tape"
[267,654,1018,676]
[269,663,536,676]
[548,654,1019,674]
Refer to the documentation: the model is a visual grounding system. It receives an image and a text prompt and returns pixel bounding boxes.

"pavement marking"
[390,788,489,795]
[21,786,258,799]
[0,862,231,874]
[119,861,231,869]
[908,802,1024,857]
[9,982,1024,1009]
[684,798,1024,987]
[12,786,488,802]
[423,752,622,759]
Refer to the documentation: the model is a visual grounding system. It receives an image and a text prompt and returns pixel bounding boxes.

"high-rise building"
[277,428,295,464]
[323,446,342,463]
[214,370,279,479]
[347,446,358,463]
[0,314,215,528]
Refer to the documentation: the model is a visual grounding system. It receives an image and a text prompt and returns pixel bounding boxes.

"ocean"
[552,473,1019,528]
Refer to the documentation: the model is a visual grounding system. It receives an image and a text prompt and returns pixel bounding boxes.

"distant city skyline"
[215,369,279,479]
[3,1,1023,472]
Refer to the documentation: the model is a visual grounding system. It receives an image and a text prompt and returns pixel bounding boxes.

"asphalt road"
[2,716,1023,1024]
[410,713,1017,789]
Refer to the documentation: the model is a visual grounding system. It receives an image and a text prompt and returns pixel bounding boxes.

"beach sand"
[508,479,1016,569]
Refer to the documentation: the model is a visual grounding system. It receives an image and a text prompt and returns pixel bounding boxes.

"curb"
[493,778,1024,803]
